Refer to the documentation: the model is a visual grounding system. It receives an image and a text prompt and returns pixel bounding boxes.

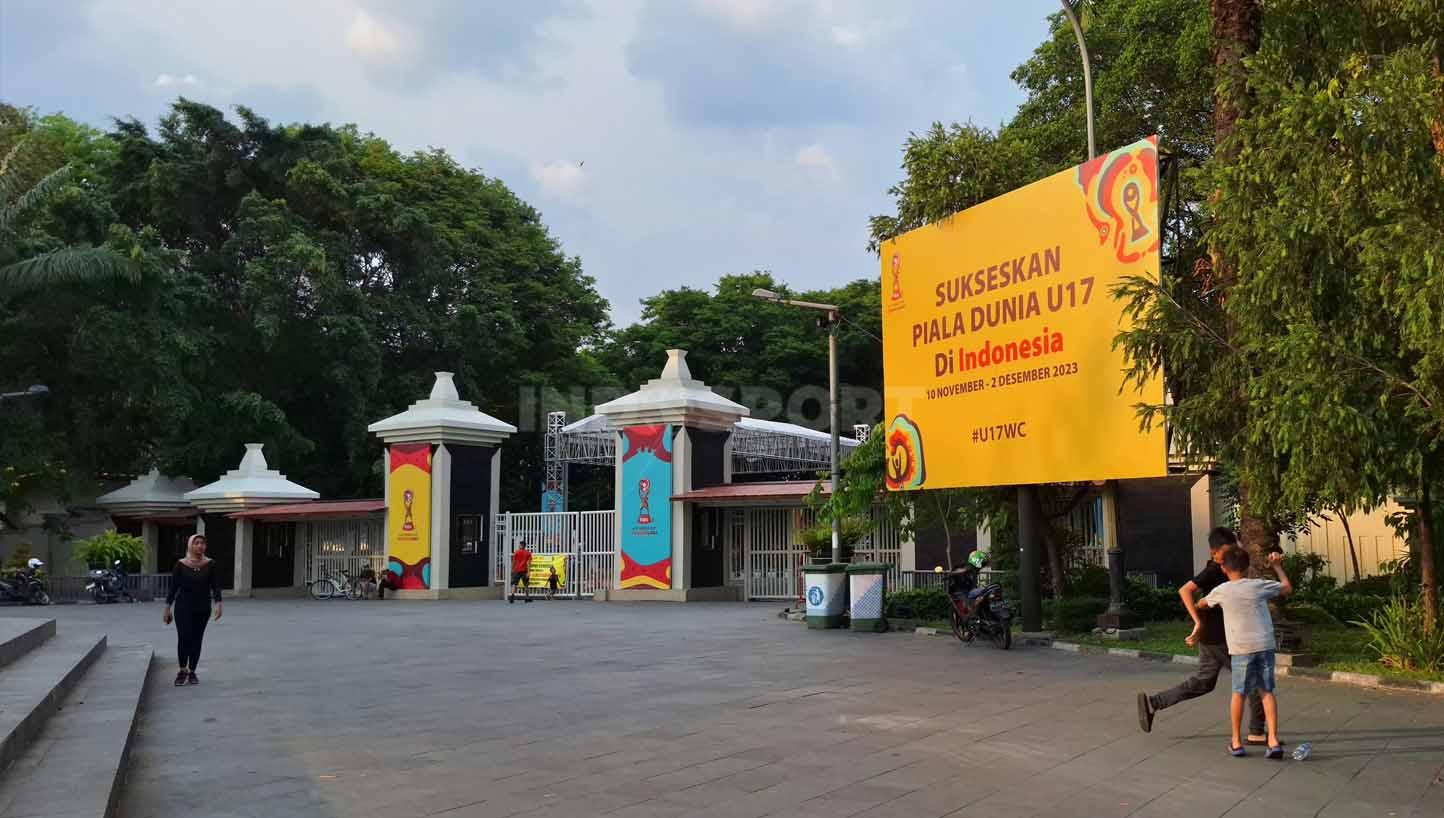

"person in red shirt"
[509,541,533,604]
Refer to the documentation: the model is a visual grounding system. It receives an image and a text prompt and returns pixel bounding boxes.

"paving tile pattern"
[15,601,1444,818]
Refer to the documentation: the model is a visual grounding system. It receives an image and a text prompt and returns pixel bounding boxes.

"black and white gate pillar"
[368,372,516,599]
[595,349,748,600]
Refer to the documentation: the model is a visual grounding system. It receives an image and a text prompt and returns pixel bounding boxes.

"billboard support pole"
[1017,485,1044,632]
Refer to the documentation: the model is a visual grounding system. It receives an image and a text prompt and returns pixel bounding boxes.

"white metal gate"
[740,508,808,601]
[494,511,615,598]
[723,505,904,602]
[304,518,386,584]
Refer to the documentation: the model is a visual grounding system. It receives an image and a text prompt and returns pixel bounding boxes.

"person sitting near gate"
[509,541,533,604]
[357,565,379,600]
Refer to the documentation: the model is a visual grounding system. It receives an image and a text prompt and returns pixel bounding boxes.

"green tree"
[0,104,133,291]
[598,272,883,433]
[1,99,612,512]
[1212,0,1444,627]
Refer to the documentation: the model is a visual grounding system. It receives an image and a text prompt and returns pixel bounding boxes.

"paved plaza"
[25,600,1444,818]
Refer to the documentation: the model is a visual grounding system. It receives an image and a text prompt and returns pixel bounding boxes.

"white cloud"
[530,159,589,204]
[154,73,201,87]
[694,0,778,30]
[344,10,410,65]
[795,143,839,180]
[830,26,862,47]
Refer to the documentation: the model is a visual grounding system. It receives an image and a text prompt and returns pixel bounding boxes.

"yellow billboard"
[386,443,432,588]
[880,137,1167,490]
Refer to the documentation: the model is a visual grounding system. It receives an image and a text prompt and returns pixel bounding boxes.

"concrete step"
[0,620,54,672]
[0,644,153,818]
[0,632,106,774]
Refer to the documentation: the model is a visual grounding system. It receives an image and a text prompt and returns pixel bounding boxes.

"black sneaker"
[1137,692,1155,733]
[187,671,199,685]
[174,670,188,687]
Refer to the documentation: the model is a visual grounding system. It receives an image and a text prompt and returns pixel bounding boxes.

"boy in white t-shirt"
[1197,547,1293,758]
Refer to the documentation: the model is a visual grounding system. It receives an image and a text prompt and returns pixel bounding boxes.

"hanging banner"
[619,424,673,589]
[527,553,568,589]
[386,443,432,588]
[879,136,1168,489]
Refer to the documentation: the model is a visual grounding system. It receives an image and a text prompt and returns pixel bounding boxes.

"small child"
[1198,547,1292,758]
[546,565,560,600]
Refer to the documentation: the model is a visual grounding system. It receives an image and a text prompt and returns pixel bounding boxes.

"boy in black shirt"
[1137,527,1266,743]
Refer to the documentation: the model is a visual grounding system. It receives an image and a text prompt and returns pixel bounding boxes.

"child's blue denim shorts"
[1231,650,1276,695]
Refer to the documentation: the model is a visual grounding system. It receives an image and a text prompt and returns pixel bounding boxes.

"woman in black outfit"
[163,534,223,686]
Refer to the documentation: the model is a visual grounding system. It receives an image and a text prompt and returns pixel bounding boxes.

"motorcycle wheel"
[951,608,974,643]
[31,589,51,606]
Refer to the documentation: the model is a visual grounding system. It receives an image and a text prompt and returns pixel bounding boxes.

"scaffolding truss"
[544,413,862,491]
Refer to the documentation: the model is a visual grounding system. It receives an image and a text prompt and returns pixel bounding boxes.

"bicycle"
[308,569,363,601]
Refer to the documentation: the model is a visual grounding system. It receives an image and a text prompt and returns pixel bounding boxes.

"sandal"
[1266,745,1284,760]
[1229,744,1247,757]
[174,670,188,686]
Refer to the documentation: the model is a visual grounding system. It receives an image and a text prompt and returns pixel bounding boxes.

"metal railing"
[44,573,172,603]
[495,511,617,598]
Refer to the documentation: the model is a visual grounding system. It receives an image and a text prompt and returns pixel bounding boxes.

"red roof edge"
[229,499,385,520]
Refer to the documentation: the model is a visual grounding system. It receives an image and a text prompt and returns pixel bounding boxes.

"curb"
[1025,637,1441,695]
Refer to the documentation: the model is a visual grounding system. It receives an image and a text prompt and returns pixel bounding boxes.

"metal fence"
[894,568,1015,593]
[494,511,616,598]
[44,573,172,604]
[303,518,387,586]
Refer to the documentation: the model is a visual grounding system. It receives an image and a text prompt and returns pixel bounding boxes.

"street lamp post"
[753,288,843,564]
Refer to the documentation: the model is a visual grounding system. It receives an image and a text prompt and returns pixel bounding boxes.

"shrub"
[1280,601,1339,626]
[1339,575,1396,597]
[1066,564,1110,597]
[71,530,146,572]
[1046,597,1108,633]
[1124,579,1188,622]
[1355,596,1444,673]
[1312,590,1390,625]
[885,588,951,622]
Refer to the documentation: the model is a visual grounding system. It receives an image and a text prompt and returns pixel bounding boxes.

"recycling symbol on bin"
[807,585,824,607]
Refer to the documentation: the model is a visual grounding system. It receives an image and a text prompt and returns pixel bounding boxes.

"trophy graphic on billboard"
[402,489,415,532]
[637,478,652,525]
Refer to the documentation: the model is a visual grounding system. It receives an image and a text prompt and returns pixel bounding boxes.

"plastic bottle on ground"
[1291,742,1312,761]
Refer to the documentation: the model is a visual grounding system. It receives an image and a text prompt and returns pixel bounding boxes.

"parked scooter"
[942,551,1012,650]
[86,560,135,604]
[0,557,52,605]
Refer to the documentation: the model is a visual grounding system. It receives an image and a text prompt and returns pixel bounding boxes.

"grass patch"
[1059,620,1444,684]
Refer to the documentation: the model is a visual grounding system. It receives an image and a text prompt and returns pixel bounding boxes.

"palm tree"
[0,113,135,292]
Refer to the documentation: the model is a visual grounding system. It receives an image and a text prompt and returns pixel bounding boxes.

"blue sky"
[1,0,1060,325]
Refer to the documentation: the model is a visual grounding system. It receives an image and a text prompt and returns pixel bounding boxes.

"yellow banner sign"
[527,554,567,589]
[880,137,1167,489]
[386,443,432,588]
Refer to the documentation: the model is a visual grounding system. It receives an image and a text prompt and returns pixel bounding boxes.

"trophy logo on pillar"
[402,489,415,532]
[637,478,652,526]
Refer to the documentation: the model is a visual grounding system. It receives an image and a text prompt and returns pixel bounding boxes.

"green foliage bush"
[1281,601,1339,626]
[1123,579,1188,623]
[1355,596,1444,673]
[71,530,145,572]
[884,589,952,622]
[1046,597,1108,633]
[1310,591,1391,626]
[1066,564,1110,597]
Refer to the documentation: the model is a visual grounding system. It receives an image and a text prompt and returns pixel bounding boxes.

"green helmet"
[967,550,989,570]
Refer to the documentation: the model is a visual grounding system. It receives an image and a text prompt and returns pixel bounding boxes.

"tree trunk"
[1210,0,1262,158]
[1421,464,1438,634]
[1211,0,1266,573]
[1338,508,1361,584]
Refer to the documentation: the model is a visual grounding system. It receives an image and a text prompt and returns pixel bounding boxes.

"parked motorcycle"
[0,558,52,606]
[86,560,135,604]
[943,551,1012,650]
